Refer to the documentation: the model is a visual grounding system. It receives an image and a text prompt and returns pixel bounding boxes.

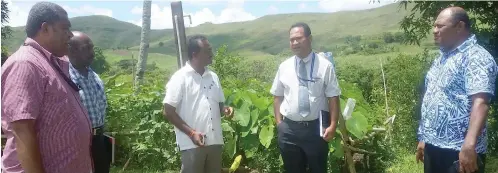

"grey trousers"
[180,144,223,173]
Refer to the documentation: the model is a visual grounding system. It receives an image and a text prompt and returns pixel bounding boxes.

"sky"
[4,0,396,30]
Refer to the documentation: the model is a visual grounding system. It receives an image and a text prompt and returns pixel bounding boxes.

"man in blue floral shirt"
[416,7,497,173]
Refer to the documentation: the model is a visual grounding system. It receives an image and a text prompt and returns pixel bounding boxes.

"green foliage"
[1,45,8,66]
[1,0,11,65]
[91,46,110,74]
[104,70,180,171]
[383,32,406,44]
[399,1,497,57]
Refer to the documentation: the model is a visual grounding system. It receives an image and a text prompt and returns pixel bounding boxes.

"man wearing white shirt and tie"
[270,22,341,173]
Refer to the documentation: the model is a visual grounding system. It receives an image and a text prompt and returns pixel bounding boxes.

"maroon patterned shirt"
[1,38,93,173]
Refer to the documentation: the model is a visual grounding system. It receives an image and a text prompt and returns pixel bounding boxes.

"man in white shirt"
[270,22,341,173]
[162,34,234,173]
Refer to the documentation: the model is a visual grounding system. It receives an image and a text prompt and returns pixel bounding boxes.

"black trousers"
[424,143,486,173]
[91,133,111,173]
[277,118,329,173]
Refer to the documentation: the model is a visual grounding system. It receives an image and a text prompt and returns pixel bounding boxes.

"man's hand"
[223,106,234,119]
[459,143,478,173]
[322,126,336,142]
[416,141,425,163]
[189,131,206,147]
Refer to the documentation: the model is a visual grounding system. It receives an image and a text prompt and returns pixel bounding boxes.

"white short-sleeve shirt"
[163,62,225,151]
[270,52,341,121]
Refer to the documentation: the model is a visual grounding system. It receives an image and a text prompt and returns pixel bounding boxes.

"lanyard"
[23,43,81,92]
[295,52,316,82]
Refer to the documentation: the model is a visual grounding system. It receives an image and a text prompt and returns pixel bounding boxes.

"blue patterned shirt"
[69,63,107,128]
[418,34,497,153]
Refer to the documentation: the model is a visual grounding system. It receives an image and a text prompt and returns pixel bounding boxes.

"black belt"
[92,126,104,135]
[283,117,318,127]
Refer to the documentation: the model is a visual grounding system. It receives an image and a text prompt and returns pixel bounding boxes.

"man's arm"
[11,120,45,173]
[270,67,285,125]
[463,93,490,148]
[463,54,497,147]
[161,73,194,136]
[273,96,283,124]
[163,104,195,136]
[327,96,339,131]
[324,64,341,128]
[2,61,45,173]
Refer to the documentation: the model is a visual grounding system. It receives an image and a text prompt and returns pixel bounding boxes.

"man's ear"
[40,22,51,35]
[456,21,466,32]
[308,34,313,42]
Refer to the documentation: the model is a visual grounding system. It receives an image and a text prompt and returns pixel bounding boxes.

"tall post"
[171,1,188,69]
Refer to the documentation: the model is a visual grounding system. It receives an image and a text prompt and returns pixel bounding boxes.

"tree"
[90,46,110,74]
[1,0,12,65]
[158,41,164,47]
[398,1,497,57]
[134,0,152,93]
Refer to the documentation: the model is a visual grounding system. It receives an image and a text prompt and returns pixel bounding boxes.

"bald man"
[68,31,111,173]
[416,7,497,173]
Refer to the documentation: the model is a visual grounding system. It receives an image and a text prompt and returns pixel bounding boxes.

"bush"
[104,70,180,171]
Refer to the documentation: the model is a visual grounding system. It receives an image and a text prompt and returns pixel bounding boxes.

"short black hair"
[25,2,68,38]
[289,22,311,37]
[187,34,207,60]
[450,10,471,30]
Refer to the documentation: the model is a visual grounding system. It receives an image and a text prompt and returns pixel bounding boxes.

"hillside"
[4,2,417,56]
[4,15,168,50]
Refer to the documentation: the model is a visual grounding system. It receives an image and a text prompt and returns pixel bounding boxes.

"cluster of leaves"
[90,46,110,74]
[103,70,180,171]
[1,0,11,66]
[335,35,398,56]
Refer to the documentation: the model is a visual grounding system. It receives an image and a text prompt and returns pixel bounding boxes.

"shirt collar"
[295,52,314,63]
[24,37,53,61]
[185,61,210,77]
[440,34,477,55]
[69,62,92,80]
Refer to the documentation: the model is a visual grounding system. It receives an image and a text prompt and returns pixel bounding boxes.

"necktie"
[298,59,310,117]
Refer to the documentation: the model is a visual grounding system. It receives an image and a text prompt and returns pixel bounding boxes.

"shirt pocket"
[207,80,221,103]
[309,77,325,98]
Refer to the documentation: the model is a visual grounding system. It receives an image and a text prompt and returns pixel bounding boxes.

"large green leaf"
[259,123,274,148]
[339,98,347,115]
[329,137,344,158]
[354,104,370,117]
[251,126,259,134]
[224,134,237,159]
[222,122,235,132]
[258,109,270,122]
[268,106,274,117]
[241,134,259,158]
[339,81,366,104]
[345,112,369,139]
[249,109,260,128]
[253,97,270,111]
[235,102,251,127]
[241,91,253,105]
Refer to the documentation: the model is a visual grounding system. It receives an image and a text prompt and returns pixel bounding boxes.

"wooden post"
[171,1,188,69]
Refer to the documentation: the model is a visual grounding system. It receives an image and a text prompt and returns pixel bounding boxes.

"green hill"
[4,3,418,56]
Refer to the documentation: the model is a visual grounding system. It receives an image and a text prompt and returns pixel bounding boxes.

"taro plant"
[221,88,276,165]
